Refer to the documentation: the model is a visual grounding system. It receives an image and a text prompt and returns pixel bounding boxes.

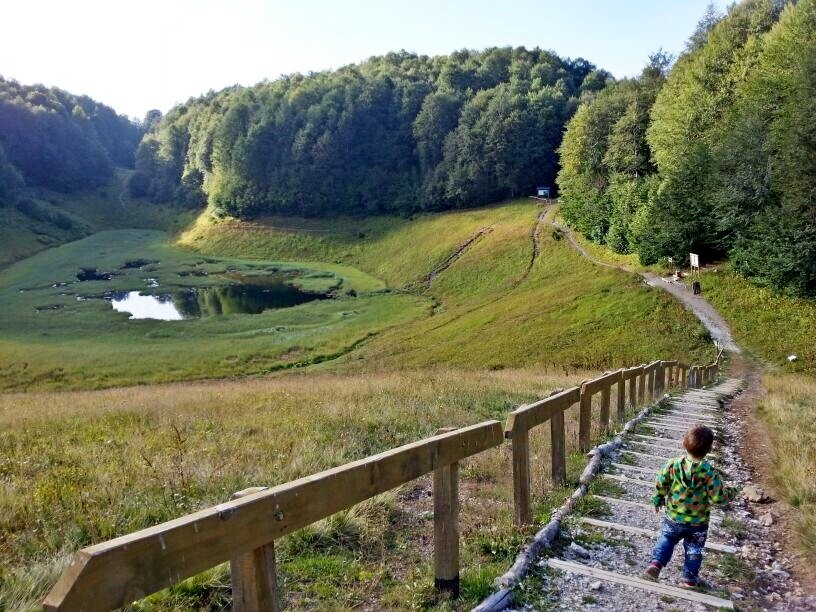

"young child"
[643,423,738,587]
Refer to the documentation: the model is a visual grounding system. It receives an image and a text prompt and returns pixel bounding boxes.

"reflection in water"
[108,282,327,321]
[110,292,184,320]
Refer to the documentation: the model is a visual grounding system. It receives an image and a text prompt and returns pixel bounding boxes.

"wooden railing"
[43,356,723,610]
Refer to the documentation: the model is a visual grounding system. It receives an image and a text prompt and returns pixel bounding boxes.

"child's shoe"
[643,562,661,581]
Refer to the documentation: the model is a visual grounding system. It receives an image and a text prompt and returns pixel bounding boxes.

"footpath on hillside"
[482,204,816,611]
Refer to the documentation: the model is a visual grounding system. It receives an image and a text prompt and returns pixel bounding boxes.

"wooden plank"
[656,415,719,426]
[601,473,654,487]
[505,387,580,436]
[547,559,734,608]
[511,429,531,527]
[619,449,673,462]
[637,370,646,405]
[651,414,719,426]
[658,410,719,421]
[591,495,723,522]
[621,365,644,380]
[434,460,459,598]
[610,462,656,476]
[592,494,654,510]
[583,370,622,395]
[43,420,504,611]
[550,410,566,487]
[579,518,738,553]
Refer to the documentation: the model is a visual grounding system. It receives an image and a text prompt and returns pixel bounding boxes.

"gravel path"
[507,381,816,611]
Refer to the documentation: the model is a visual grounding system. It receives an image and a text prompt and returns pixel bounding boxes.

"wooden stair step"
[590,495,723,522]
[546,559,734,609]
[579,518,737,553]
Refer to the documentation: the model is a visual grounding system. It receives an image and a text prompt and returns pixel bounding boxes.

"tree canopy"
[0,77,141,196]
[130,47,610,215]
[558,0,814,296]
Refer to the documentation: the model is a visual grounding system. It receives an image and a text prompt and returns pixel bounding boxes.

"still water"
[108,283,327,320]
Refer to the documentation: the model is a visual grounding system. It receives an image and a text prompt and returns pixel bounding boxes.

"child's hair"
[683,424,714,459]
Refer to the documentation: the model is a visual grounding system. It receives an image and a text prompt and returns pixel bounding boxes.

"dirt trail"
[548,210,738,352]
[415,225,493,288]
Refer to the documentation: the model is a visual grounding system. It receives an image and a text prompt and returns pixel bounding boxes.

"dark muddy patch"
[120,259,158,270]
[77,268,113,281]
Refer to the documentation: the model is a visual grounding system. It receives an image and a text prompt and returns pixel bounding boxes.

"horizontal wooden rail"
[44,421,504,611]
[505,388,580,525]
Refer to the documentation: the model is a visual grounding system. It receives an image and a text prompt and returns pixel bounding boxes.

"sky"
[2,0,730,120]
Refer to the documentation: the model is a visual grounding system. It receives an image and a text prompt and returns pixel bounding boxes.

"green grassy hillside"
[0,170,192,268]
[0,197,720,609]
[0,200,713,391]
[182,200,714,373]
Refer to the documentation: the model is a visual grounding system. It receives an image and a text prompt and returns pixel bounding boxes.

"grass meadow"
[0,198,718,609]
[0,368,640,610]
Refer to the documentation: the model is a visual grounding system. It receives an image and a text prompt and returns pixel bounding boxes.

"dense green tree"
[0,77,141,192]
[715,0,816,295]
[559,0,814,296]
[638,0,783,263]
[0,143,23,206]
[132,47,606,216]
[557,52,668,249]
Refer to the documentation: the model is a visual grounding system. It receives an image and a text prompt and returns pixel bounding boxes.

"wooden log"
[550,410,566,487]
[511,429,531,527]
[616,373,626,422]
[43,421,503,611]
[434,460,459,599]
[229,487,280,612]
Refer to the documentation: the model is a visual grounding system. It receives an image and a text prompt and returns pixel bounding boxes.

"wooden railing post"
[510,428,531,526]
[629,374,637,410]
[600,384,611,434]
[578,385,592,453]
[652,363,664,399]
[230,487,280,612]
[433,432,460,600]
[637,368,646,405]
[616,371,625,422]
[550,410,566,487]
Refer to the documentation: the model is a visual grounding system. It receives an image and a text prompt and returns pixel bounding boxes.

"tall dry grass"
[3,367,636,609]
[758,373,816,558]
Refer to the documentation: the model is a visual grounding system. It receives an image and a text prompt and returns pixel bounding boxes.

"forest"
[0,78,141,201]
[1,0,814,297]
[127,48,610,215]
[558,0,816,296]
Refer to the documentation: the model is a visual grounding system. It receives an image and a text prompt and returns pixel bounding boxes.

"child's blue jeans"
[651,516,709,583]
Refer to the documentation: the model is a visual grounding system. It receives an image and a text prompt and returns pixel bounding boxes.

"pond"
[108,281,329,320]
